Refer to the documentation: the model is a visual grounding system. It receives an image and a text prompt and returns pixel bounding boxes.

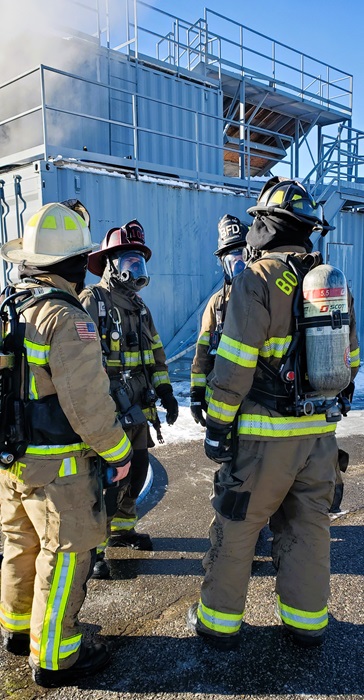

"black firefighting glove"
[190,387,207,427]
[204,418,233,464]
[338,381,355,417]
[341,381,355,403]
[157,385,179,425]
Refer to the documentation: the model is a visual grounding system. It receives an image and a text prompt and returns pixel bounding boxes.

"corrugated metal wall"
[0,161,253,347]
[1,162,363,354]
[319,209,364,350]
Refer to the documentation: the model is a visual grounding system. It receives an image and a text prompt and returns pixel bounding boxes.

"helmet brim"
[88,241,152,277]
[214,241,247,257]
[0,238,98,265]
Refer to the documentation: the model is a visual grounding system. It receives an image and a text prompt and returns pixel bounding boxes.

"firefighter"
[190,214,248,427]
[187,177,360,650]
[80,220,178,579]
[0,203,132,687]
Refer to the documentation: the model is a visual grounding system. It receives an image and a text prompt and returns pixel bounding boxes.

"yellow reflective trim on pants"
[238,413,336,438]
[40,552,77,670]
[207,397,240,423]
[197,600,244,634]
[0,605,31,632]
[59,633,82,659]
[259,335,292,359]
[217,334,258,368]
[277,595,328,630]
[58,457,77,477]
[111,517,137,532]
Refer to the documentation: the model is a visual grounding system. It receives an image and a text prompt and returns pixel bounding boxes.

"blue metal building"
[1,0,363,373]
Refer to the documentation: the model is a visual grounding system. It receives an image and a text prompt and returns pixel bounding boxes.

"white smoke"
[0,0,109,161]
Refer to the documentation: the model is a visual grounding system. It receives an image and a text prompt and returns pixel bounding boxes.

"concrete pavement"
[1,433,364,699]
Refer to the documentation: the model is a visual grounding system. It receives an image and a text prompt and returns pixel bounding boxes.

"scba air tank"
[302,264,351,395]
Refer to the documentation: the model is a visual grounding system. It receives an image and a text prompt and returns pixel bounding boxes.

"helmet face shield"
[288,195,324,229]
[111,250,149,289]
[221,248,245,283]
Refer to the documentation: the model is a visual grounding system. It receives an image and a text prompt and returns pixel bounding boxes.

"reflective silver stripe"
[24,338,50,365]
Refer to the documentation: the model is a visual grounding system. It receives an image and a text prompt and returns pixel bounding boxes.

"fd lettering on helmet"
[221,224,240,238]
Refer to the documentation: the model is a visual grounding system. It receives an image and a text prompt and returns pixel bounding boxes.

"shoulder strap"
[17,287,86,315]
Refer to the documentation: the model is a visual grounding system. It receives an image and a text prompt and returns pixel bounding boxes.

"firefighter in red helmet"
[80,220,178,579]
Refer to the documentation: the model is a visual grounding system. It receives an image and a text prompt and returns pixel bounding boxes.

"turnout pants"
[197,434,337,641]
[0,456,106,670]
[98,421,149,554]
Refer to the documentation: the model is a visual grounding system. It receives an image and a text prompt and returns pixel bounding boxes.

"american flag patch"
[75,321,97,341]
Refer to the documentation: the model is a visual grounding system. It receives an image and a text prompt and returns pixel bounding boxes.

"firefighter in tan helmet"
[0,203,132,687]
[187,177,360,650]
[80,220,178,579]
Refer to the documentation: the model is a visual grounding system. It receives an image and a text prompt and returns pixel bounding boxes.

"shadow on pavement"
[72,616,364,695]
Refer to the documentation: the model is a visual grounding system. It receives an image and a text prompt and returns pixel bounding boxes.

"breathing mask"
[221,248,245,284]
[111,250,150,290]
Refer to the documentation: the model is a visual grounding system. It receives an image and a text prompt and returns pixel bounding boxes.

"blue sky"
[143,0,364,131]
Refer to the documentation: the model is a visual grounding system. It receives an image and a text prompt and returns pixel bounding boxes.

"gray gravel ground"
[1,433,364,700]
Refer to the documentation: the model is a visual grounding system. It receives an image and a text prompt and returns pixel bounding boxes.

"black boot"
[91,554,111,580]
[29,642,110,688]
[2,631,30,656]
[109,529,153,551]
[288,629,325,648]
[186,603,240,651]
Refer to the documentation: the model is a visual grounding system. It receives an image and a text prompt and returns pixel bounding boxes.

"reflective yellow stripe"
[59,633,82,660]
[142,406,156,420]
[350,347,360,367]
[58,457,77,477]
[151,334,163,350]
[217,334,258,368]
[106,350,155,368]
[110,516,138,532]
[197,600,243,634]
[197,331,210,346]
[277,595,328,630]
[29,370,39,399]
[99,433,131,463]
[191,373,206,388]
[97,540,108,554]
[260,335,292,359]
[26,442,88,456]
[0,605,31,632]
[152,372,170,388]
[238,413,336,437]
[40,552,78,670]
[207,397,240,423]
[24,338,50,366]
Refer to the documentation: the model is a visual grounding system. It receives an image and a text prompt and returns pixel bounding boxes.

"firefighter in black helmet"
[187,177,359,651]
[190,215,248,426]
